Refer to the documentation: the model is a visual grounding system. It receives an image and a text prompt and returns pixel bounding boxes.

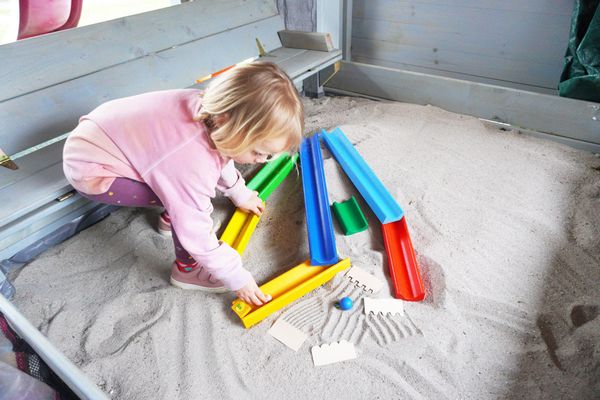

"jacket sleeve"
[143,153,253,291]
[216,159,255,207]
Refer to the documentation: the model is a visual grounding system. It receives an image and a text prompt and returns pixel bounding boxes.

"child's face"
[232,137,289,164]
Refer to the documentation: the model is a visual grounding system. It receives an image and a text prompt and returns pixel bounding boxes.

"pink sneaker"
[158,212,171,236]
[170,260,228,293]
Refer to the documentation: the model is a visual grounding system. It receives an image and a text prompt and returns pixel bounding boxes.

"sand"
[12,96,600,399]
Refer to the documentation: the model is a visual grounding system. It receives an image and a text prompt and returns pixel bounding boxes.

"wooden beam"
[0,0,278,102]
[278,30,333,51]
[326,61,600,151]
[0,15,283,155]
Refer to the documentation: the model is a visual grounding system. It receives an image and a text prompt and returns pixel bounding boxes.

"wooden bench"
[0,0,341,260]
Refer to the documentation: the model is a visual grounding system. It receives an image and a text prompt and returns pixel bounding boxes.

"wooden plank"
[351,37,562,89]
[326,62,600,150]
[352,17,568,65]
[350,55,558,95]
[350,0,572,89]
[353,0,573,20]
[0,15,283,155]
[0,141,70,228]
[278,30,334,51]
[343,0,353,61]
[316,0,343,49]
[260,46,311,64]
[264,47,342,83]
[0,139,64,191]
[0,0,278,101]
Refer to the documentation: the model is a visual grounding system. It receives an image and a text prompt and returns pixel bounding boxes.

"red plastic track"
[381,217,425,301]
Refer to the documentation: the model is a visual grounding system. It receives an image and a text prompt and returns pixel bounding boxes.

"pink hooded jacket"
[63,89,254,291]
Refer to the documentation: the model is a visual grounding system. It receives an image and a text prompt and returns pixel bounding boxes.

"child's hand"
[235,278,272,306]
[238,191,265,216]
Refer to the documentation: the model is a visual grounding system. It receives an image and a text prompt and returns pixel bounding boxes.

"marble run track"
[231,258,351,328]
[220,153,298,254]
[322,128,425,301]
[299,133,338,266]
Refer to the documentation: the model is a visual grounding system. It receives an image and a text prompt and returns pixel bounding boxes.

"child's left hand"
[239,191,265,216]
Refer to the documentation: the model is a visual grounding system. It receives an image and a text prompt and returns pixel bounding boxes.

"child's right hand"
[238,191,265,216]
[235,278,272,306]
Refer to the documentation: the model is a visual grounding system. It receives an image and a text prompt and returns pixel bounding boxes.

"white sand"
[12,96,600,399]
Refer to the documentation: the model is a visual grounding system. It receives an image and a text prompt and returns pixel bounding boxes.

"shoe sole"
[170,277,228,293]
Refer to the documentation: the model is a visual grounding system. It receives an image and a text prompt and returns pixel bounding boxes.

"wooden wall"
[351,0,574,93]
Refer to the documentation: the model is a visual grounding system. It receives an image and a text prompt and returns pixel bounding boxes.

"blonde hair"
[197,61,304,157]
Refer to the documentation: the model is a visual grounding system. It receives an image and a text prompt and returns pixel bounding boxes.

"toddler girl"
[62,62,304,306]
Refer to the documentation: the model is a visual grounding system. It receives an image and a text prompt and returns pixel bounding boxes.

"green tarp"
[559,0,600,102]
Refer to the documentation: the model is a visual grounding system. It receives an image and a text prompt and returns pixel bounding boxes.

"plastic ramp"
[382,218,425,301]
[220,154,298,254]
[300,133,338,265]
[323,128,424,301]
[331,196,368,235]
[321,127,403,223]
[232,258,351,328]
[247,153,299,201]
[220,208,262,255]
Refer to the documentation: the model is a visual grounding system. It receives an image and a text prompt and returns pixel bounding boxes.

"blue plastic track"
[322,128,404,223]
[299,133,338,266]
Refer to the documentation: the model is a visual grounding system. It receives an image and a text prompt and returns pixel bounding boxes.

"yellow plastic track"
[220,204,263,255]
[231,258,351,328]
